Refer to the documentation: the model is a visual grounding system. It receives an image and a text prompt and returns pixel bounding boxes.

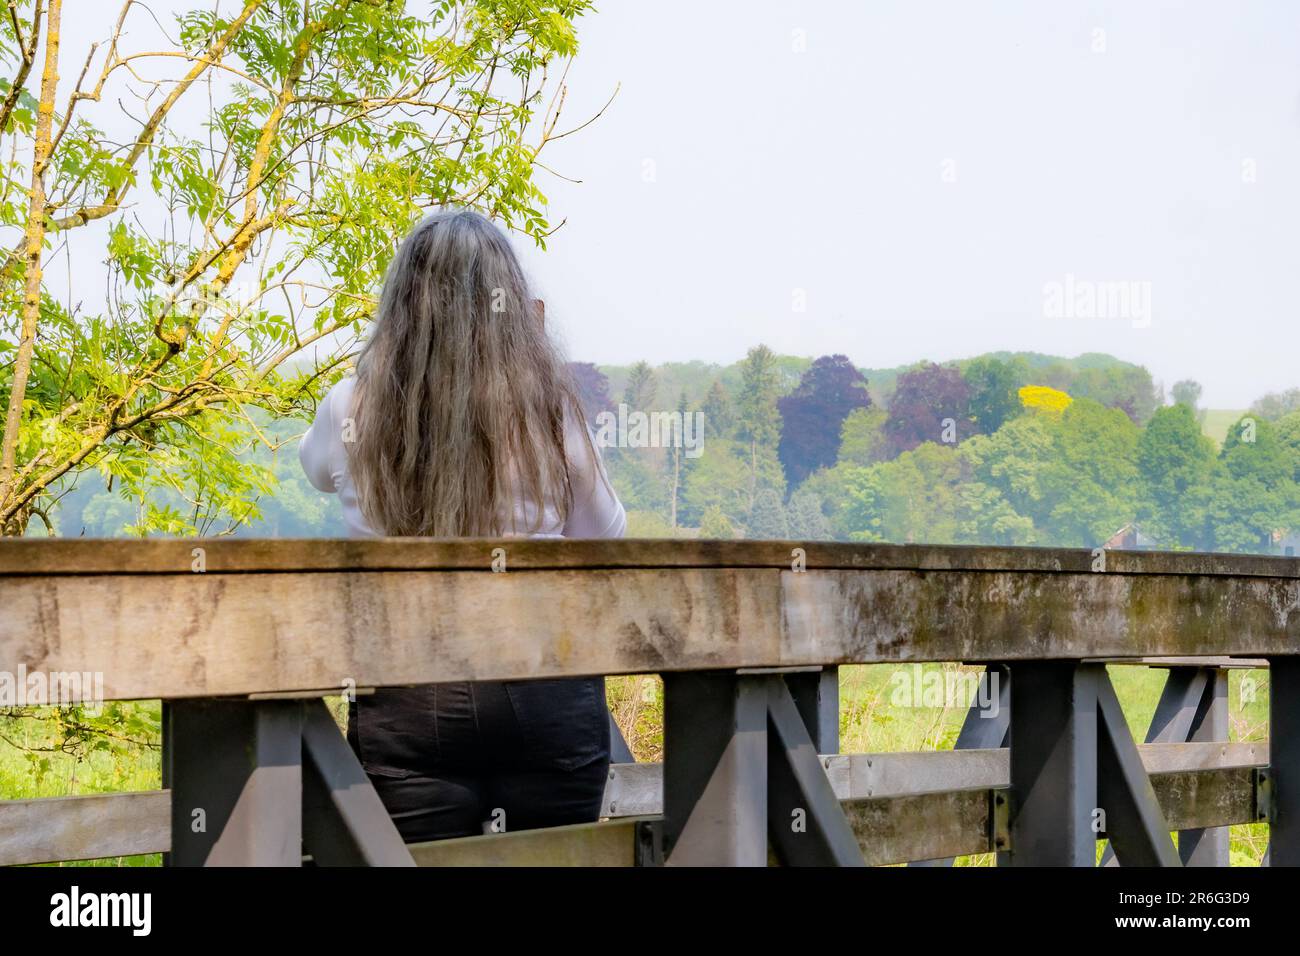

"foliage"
[625,509,672,537]
[964,355,1027,435]
[1250,387,1300,421]
[1275,412,1300,483]
[622,360,657,411]
[1136,403,1216,548]
[700,379,732,439]
[747,487,789,538]
[1208,415,1300,552]
[841,442,965,544]
[568,362,613,425]
[1171,379,1203,411]
[679,437,781,530]
[0,0,597,536]
[882,362,971,456]
[1068,364,1160,423]
[1036,398,1140,546]
[775,354,870,488]
[837,406,889,467]
[786,487,829,539]
[698,504,736,539]
[734,344,782,453]
[1019,384,1073,418]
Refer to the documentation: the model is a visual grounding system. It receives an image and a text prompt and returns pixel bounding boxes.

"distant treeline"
[35,351,1300,555]
[581,350,1300,554]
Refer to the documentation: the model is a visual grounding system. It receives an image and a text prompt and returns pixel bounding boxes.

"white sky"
[515,0,1300,408]
[45,1,1300,409]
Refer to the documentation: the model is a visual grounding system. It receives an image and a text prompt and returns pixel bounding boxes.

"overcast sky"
[49,1,1300,409]
[515,0,1300,408]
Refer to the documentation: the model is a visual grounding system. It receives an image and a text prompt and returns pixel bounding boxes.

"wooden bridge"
[0,538,1297,866]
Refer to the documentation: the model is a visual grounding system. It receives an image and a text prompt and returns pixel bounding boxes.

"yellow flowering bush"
[1018,385,1073,418]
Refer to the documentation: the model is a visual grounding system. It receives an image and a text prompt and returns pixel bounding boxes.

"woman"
[299,209,626,843]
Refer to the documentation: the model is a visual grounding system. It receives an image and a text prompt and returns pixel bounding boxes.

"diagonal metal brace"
[1096,676,1181,867]
[766,678,865,866]
[301,699,415,866]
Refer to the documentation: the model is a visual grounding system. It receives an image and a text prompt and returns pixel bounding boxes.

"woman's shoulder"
[327,375,357,403]
[320,376,358,423]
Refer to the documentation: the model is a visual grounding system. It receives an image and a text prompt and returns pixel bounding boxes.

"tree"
[837,406,889,466]
[883,363,971,456]
[1019,385,1073,418]
[961,415,1055,530]
[776,354,871,488]
[798,461,865,540]
[0,0,597,534]
[1037,399,1140,546]
[1275,412,1300,483]
[622,360,657,411]
[568,363,614,425]
[747,487,789,538]
[964,356,1026,435]
[679,437,782,530]
[786,487,830,539]
[1135,403,1216,548]
[1208,415,1298,552]
[1250,388,1300,421]
[1070,364,1160,423]
[734,344,782,509]
[1170,380,1203,411]
[668,390,689,528]
[604,448,668,517]
[699,504,736,539]
[956,481,1035,545]
[1220,415,1292,488]
[701,379,732,439]
[840,443,965,544]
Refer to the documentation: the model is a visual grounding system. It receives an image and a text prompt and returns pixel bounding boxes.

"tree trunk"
[0,0,61,531]
[670,447,680,529]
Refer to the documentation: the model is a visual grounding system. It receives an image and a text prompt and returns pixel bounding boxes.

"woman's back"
[299,376,626,539]
[298,208,624,843]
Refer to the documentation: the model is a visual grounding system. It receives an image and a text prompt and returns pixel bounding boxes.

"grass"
[1,667,1272,866]
[1201,409,1247,447]
[0,701,162,867]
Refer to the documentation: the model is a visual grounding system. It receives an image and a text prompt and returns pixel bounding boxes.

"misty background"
[512,0,1300,409]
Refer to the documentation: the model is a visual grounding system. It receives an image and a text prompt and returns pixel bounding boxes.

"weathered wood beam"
[409,817,649,867]
[0,790,170,866]
[1,537,1296,578]
[3,566,1295,701]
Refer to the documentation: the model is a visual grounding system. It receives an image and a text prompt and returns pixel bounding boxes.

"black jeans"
[347,677,610,843]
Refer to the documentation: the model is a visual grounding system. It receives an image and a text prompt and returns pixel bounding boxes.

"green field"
[1202,409,1248,447]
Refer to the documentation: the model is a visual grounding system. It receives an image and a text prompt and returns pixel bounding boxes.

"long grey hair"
[349,209,591,537]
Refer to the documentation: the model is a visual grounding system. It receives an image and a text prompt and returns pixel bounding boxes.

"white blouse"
[298,377,627,539]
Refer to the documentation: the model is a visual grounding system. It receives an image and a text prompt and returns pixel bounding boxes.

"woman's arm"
[298,381,345,493]
[562,418,626,539]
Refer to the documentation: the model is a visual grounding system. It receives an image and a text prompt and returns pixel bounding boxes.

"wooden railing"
[0,538,1296,866]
